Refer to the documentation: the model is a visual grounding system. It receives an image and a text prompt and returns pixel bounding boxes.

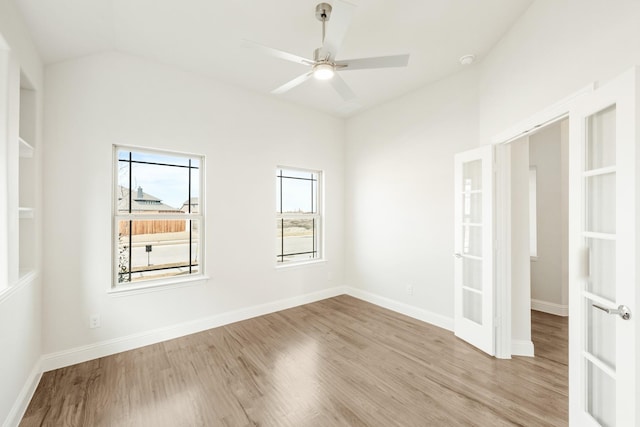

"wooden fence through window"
[119,219,186,236]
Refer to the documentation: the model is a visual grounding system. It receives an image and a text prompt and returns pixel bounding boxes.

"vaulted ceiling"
[13,0,533,116]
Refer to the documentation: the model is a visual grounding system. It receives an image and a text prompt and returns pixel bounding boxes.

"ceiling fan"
[243,1,410,101]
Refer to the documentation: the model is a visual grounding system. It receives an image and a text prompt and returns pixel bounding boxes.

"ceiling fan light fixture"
[313,62,335,80]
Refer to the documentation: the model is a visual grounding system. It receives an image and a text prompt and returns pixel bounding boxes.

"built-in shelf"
[18,207,34,219]
[18,137,34,158]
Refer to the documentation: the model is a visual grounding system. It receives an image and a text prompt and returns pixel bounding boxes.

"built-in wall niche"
[18,72,37,279]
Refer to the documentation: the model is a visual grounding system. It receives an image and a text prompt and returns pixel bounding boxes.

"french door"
[453,145,494,355]
[568,68,638,426]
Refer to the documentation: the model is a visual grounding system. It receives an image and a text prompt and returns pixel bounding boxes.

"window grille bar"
[118,158,199,169]
[278,175,317,181]
[128,152,132,282]
[188,159,192,274]
[125,263,199,274]
[279,169,283,214]
[277,251,317,257]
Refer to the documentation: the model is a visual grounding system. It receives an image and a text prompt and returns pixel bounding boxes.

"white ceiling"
[13,0,534,117]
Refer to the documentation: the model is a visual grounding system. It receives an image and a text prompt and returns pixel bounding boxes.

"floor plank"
[21,296,568,426]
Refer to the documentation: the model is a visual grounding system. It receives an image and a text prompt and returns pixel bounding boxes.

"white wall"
[479,0,640,143]
[345,68,479,320]
[0,0,43,425]
[42,52,345,357]
[529,120,569,313]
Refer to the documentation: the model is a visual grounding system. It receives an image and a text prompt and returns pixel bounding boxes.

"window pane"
[130,162,188,213]
[277,169,317,214]
[276,218,317,262]
[117,219,198,282]
[117,150,200,214]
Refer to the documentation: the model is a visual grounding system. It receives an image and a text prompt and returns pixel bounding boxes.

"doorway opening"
[528,120,569,365]
[507,118,570,357]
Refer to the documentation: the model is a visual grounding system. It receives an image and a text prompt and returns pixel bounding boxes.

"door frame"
[491,83,594,359]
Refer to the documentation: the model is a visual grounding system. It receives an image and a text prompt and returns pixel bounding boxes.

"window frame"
[111,145,205,292]
[275,166,323,266]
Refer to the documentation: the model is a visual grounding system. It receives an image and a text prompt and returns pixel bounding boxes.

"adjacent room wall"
[529,120,569,315]
[42,51,345,359]
[510,138,532,356]
[0,0,43,425]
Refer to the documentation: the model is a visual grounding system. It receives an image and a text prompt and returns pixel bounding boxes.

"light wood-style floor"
[21,296,568,426]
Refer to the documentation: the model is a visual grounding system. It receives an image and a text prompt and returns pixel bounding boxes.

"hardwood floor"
[21,296,568,426]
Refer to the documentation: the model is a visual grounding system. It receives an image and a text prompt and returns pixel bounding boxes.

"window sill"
[108,275,209,296]
[275,259,327,270]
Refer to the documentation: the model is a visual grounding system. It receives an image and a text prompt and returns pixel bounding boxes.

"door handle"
[592,304,632,320]
[454,253,463,259]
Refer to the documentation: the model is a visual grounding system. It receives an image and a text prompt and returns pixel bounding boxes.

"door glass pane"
[586,238,616,301]
[586,173,616,234]
[586,105,616,171]
[463,289,482,325]
[586,360,616,427]
[462,160,482,191]
[463,193,482,223]
[586,299,616,370]
[462,258,482,291]
[462,225,482,257]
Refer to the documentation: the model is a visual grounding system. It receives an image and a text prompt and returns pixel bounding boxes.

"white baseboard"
[531,299,569,317]
[345,287,454,331]
[511,339,535,357]
[41,286,347,372]
[3,358,42,427]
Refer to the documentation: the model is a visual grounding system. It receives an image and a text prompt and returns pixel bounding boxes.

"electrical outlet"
[406,284,414,295]
[89,314,101,329]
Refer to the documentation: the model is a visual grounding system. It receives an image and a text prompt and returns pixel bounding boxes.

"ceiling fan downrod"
[315,3,332,44]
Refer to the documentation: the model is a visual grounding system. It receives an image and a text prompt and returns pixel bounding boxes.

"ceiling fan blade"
[322,0,357,61]
[330,73,356,101]
[335,54,410,71]
[242,39,313,66]
[272,72,314,95]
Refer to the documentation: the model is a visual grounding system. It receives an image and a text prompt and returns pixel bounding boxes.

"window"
[114,147,204,288]
[276,167,322,264]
